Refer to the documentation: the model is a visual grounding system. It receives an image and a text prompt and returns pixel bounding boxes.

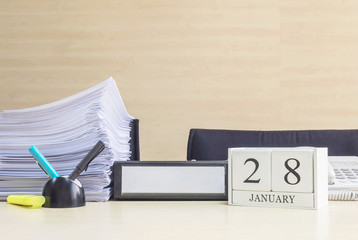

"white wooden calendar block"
[231,149,271,191]
[228,147,328,209]
[271,150,313,193]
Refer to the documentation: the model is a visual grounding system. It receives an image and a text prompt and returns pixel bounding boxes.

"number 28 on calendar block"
[228,147,328,209]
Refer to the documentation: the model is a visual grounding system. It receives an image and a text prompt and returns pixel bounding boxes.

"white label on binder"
[121,166,226,194]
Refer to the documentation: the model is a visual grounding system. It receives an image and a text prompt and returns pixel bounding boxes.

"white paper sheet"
[0,77,133,201]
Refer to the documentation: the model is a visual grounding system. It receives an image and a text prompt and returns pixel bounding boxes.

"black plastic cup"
[42,177,85,208]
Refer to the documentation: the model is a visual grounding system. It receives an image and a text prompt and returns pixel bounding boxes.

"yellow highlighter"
[7,195,45,209]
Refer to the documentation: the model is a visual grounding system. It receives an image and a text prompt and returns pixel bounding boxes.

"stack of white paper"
[0,77,134,201]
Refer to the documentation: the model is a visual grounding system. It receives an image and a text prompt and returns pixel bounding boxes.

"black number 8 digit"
[284,158,301,185]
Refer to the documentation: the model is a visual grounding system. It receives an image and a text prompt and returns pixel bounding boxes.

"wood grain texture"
[1,0,358,160]
[0,201,356,240]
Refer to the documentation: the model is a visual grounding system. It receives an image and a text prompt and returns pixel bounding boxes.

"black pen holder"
[42,177,86,208]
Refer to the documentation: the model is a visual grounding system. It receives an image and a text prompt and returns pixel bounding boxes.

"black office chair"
[187,129,358,160]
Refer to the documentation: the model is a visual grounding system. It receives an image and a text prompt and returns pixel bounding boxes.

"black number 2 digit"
[243,158,261,183]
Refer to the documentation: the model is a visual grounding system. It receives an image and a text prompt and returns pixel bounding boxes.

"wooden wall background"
[1,0,358,160]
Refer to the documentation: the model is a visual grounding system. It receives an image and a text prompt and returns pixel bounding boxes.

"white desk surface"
[1,201,357,240]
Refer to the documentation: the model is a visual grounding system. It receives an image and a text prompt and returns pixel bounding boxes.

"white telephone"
[328,156,358,201]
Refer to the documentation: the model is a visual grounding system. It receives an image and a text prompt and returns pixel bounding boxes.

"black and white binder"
[129,119,140,161]
[113,161,227,200]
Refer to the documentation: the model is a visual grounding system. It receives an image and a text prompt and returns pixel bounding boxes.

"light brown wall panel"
[1,1,358,160]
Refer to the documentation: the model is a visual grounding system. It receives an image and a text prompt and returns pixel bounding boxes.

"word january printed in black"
[248,193,295,204]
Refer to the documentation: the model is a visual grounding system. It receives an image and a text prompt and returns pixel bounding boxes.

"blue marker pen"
[29,146,60,178]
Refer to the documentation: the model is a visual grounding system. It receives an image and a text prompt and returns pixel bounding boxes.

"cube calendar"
[228,147,328,209]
